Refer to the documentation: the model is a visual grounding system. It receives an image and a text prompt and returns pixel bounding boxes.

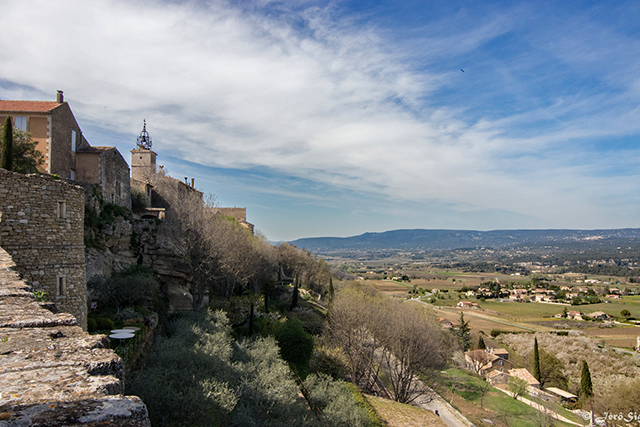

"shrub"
[274,318,314,369]
[87,317,97,332]
[114,307,142,322]
[95,317,114,331]
[127,310,317,427]
[304,373,371,427]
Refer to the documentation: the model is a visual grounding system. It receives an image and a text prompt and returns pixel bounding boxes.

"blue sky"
[2,0,640,241]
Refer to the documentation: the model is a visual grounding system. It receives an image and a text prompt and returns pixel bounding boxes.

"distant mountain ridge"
[289,228,640,253]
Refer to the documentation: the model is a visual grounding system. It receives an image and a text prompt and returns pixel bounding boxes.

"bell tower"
[130,120,157,182]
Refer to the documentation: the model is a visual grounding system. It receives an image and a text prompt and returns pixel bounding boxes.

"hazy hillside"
[289,228,640,253]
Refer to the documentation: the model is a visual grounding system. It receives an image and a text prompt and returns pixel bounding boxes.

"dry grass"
[364,395,446,427]
[430,307,535,336]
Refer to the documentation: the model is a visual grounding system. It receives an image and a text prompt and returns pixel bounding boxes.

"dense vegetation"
[128,310,372,427]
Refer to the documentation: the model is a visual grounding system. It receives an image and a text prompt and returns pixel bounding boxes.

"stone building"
[76,146,131,208]
[129,121,203,219]
[210,206,255,234]
[0,91,131,209]
[0,90,88,179]
[0,168,87,329]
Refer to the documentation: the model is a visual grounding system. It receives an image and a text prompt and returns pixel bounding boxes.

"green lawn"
[579,295,640,319]
[435,369,577,427]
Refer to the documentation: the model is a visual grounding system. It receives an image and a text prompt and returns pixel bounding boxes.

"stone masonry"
[0,246,150,426]
[0,169,87,329]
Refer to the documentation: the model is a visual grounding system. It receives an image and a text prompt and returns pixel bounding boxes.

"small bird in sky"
[460,69,465,72]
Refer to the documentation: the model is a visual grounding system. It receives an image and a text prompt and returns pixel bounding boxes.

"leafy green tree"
[533,337,541,383]
[11,129,44,173]
[507,376,528,400]
[580,360,593,400]
[1,116,13,170]
[621,309,631,318]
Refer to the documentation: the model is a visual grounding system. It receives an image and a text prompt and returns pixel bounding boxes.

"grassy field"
[433,369,579,427]
[371,279,640,348]
[364,395,446,427]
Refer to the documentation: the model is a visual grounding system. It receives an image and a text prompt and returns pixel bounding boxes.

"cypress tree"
[533,337,541,383]
[328,277,334,307]
[457,313,471,351]
[248,302,254,336]
[580,360,593,399]
[478,336,486,350]
[290,275,299,310]
[1,116,13,171]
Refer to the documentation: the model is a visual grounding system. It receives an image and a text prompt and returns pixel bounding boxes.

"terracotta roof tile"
[0,100,61,113]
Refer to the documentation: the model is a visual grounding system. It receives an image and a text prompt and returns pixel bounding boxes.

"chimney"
[184,177,188,184]
[191,178,195,188]
[56,90,64,103]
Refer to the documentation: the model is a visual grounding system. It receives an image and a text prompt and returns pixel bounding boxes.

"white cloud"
[2,0,640,236]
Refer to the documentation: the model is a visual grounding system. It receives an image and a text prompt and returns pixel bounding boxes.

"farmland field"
[477,300,565,319]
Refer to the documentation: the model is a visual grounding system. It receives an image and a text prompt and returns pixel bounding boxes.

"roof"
[546,387,577,399]
[77,146,117,154]
[0,100,62,113]
[508,368,540,386]
[486,370,508,379]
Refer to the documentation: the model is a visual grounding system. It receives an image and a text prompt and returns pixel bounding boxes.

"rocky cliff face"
[0,247,150,426]
[86,217,193,312]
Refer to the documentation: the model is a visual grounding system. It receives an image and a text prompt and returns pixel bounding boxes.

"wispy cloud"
[1,0,640,239]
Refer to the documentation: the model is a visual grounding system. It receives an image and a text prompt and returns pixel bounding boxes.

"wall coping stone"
[0,247,150,426]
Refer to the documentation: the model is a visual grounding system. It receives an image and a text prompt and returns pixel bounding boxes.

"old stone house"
[76,146,131,209]
[0,91,130,209]
[0,91,87,179]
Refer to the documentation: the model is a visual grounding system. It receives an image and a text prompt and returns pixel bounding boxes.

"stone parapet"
[0,246,150,426]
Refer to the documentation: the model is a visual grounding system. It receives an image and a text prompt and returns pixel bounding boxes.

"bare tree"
[377,300,447,403]
[327,283,450,403]
[327,283,384,393]
[148,174,265,306]
[466,349,493,375]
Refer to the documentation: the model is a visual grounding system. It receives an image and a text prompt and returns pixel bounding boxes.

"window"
[115,181,121,197]
[14,116,27,131]
[71,129,76,151]
[57,201,66,219]
[70,170,75,180]
[57,277,66,296]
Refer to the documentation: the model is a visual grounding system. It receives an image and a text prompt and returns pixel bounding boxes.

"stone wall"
[0,246,150,426]
[100,147,131,209]
[0,169,87,329]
